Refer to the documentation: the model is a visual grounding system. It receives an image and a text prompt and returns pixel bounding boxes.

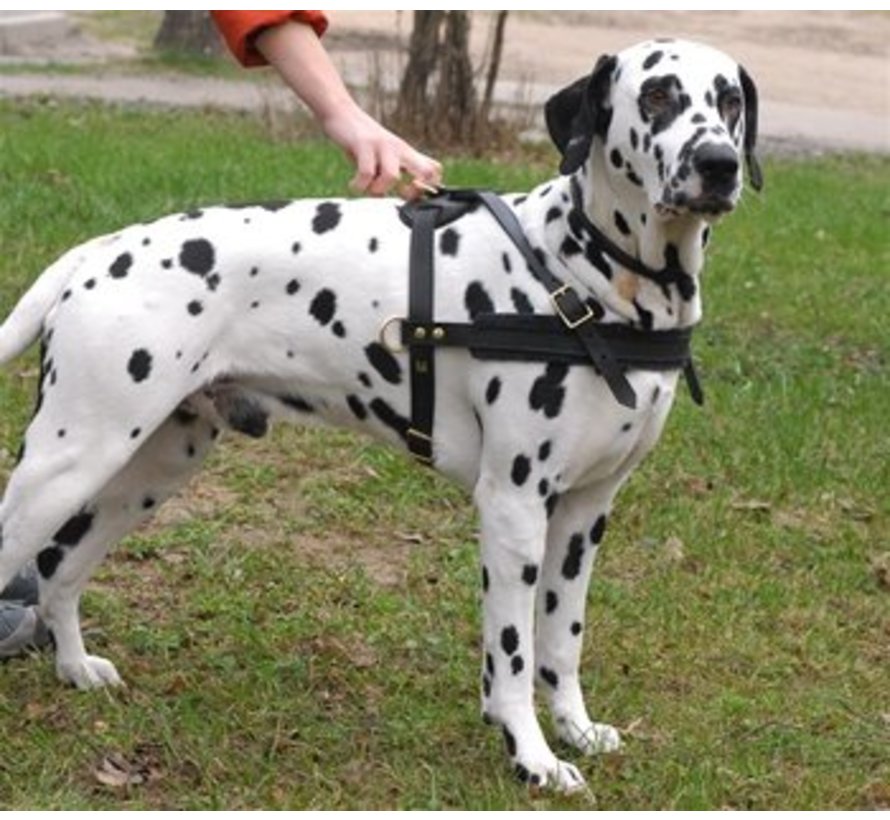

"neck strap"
[568,177,697,300]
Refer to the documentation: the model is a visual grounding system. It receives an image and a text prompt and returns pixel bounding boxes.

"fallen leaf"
[94,754,142,789]
[871,554,890,590]
[93,748,163,790]
[840,499,875,522]
[663,536,685,562]
[731,498,771,513]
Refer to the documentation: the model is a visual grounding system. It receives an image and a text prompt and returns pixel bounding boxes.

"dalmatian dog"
[0,39,759,791]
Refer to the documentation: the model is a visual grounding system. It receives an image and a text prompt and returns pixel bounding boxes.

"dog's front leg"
[535,484,622,756]
[475,475,585,792]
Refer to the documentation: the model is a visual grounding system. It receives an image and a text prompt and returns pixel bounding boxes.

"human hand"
[254,20,442,200]
[322,101,442,199]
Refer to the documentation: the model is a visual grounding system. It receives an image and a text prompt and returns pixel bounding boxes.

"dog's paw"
[555,717,622,755]
[57,655,123,690]
[514,754,587,793]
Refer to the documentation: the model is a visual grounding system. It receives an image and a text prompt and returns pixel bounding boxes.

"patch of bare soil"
[329,11,889,115]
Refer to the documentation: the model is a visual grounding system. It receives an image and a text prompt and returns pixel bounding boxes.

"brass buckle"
[550,284,594,330]
[407,428,434,464]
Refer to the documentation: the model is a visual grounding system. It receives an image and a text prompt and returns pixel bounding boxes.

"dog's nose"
[693,143,740,189]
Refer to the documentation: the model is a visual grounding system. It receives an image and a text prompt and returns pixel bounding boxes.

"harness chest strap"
[405,203,440,464]
[398,188,704,465]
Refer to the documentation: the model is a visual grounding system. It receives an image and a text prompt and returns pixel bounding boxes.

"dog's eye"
[720,92,742,121]
[644,87,671,109]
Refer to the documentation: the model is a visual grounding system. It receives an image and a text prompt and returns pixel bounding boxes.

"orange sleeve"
[211,10,329,68]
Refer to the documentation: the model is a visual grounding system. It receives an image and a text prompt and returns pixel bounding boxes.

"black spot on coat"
[643,49,664,70]
[465,282,495,319]
[501,626,519,656]
[562,533,585,580]
[127,349,153,383]
[590,514,607,544]
[37,546,64,579]
[511,455,531,487]
[109,253,133,279]
[369,398,410,443]
[365,343,402,385]
[54,510,94,546]
[510,288,535,314]
[439,227,460,256]
[529,363,569,418]
[310,289,337,326]
[539,666,559,688]
[486,377,501,405]
[503,727,517,757]
[346,395,367,421]
[312,202,342,234]
[179,239,215,276]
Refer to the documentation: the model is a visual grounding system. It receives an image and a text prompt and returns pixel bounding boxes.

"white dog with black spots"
[0,39,760,792]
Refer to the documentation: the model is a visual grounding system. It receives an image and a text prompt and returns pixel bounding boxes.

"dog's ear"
[545,54,617,175]
[739,65,764,192]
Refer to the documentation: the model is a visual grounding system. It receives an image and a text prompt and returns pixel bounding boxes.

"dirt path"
[0,11,887,154]
[327,11,890,154]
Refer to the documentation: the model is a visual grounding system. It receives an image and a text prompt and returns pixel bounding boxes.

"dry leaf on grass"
[870,554,890,590]
[93,749,162,790]
[663,536,685,562]
[731,497,772,513]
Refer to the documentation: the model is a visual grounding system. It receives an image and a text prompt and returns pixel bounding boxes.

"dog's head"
[546,39,763,221]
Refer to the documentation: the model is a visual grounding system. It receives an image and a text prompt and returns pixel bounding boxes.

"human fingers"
[349,142,378,195]
[366,146,402,197]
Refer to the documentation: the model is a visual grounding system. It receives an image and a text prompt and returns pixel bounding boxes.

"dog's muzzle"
[661,141,742,217]
[691,142,741,211]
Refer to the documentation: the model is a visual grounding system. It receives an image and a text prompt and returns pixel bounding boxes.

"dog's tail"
[0,234,112,366]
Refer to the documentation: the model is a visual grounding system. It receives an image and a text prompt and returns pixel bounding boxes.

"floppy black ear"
[739,65,763,192]
[545,54,617,175]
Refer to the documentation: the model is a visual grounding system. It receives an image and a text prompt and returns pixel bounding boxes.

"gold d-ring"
[378,316,406,354]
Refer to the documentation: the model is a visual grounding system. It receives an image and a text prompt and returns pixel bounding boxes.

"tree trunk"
[395,11,445,136]
[394,12,509,149]
[153,11,222,57]
[434,11,477,142]
[480,12,509,123]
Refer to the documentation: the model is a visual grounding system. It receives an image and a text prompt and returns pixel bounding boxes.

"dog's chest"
[553,367,678,489]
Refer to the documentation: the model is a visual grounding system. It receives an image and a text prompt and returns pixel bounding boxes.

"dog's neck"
[538,155,710,331]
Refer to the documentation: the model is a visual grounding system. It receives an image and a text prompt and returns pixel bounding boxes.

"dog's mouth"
[685,194,737,215]
[656,190,737,220]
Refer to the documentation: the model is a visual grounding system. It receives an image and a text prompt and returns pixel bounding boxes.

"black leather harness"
[390,186,703,465]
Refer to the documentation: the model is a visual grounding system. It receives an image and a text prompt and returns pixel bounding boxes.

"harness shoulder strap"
[474,190,638,408]
[400,187,704,465]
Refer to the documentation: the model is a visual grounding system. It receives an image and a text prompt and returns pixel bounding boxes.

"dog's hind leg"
[534,484,622,756]
[34,409,219,689]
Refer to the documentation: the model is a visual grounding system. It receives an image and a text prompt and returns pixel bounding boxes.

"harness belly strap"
[397,187,703,465]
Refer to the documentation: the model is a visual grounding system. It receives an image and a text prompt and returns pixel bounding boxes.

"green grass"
[0,98,887,809]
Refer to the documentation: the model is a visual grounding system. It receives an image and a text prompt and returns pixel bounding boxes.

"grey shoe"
[1,564,39,606]
[0,603,50,658]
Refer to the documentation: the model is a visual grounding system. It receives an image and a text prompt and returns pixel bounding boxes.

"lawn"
[0,99,887,809]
